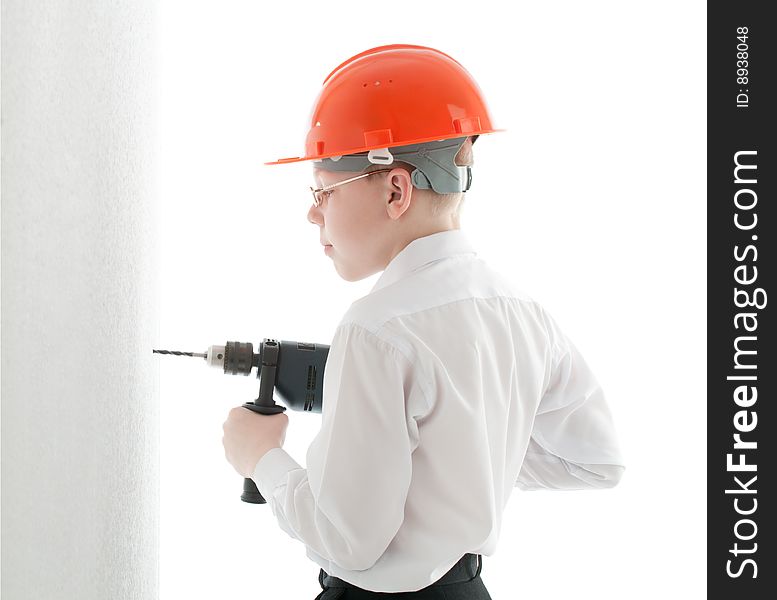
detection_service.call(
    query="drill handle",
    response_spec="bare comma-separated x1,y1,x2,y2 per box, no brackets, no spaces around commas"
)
239,402,287,503
242,477,266,504
236,337,329,504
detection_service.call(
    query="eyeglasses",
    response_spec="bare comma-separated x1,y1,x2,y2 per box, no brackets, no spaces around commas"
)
309,169,393,207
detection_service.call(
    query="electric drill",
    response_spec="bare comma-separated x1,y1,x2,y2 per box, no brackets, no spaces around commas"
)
153,338,329,504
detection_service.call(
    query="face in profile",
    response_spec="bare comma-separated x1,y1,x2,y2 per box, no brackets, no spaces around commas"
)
307,168,392,282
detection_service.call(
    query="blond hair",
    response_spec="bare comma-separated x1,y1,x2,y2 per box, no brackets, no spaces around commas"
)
363,136,474,219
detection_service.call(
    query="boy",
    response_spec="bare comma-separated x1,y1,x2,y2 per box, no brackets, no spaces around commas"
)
222,44,625,599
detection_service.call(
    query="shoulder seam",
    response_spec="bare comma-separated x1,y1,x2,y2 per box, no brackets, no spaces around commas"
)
336,321,435,418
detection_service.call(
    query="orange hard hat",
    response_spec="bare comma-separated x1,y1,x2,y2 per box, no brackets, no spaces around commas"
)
265,44,504,166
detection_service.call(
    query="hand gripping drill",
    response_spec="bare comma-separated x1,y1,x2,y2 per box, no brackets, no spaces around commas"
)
153,339,329,504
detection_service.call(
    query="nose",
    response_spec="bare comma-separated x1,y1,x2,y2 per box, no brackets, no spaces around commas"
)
307,203,323,226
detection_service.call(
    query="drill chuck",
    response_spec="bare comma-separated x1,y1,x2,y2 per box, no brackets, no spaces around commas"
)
154,343,256,375
205,342,255,375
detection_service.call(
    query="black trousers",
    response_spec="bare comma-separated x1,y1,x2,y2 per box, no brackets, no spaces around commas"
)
314,553,492,599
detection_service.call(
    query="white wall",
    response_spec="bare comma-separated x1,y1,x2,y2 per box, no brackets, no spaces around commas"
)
1,2,158,598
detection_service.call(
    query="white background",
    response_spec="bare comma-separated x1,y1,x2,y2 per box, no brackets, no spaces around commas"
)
157,1,706,598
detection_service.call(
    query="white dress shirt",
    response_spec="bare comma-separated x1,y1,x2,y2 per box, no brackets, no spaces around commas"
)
252,229,625,593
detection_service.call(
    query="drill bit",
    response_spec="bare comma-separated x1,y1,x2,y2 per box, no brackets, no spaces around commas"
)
153,349,207,358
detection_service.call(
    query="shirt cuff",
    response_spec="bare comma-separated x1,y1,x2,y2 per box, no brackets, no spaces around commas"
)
251,447,303,498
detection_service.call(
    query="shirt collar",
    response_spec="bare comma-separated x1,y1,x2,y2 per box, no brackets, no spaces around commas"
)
370,229,477,293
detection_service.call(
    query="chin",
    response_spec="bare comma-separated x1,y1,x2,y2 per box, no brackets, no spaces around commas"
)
334,262,374,283
335,268,362,283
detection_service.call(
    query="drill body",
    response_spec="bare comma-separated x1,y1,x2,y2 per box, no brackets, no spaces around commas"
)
204,339,329,414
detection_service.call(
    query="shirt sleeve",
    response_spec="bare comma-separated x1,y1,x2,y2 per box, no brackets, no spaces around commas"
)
252,322,415,571
516,307,626,491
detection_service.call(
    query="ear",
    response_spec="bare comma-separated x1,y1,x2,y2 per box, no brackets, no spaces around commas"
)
384,167,413,220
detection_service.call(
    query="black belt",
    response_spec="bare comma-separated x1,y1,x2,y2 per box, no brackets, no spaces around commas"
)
319,553,483,591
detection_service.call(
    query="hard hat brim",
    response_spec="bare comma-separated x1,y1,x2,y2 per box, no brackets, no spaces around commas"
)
265,129,506,166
